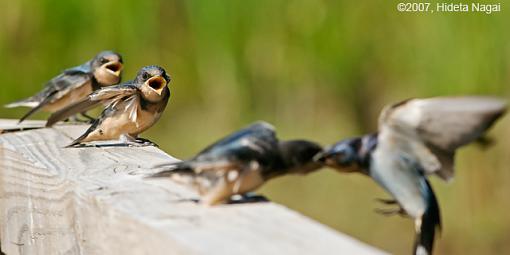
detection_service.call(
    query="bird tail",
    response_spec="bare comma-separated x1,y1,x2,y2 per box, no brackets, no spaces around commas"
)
65,128,94,148
4,98,39,108
148,162,194,178
65,136,87,148
413,179,441,255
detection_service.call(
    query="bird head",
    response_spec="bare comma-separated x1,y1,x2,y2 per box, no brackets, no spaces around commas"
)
314,137,363,173
278,140,324,175
91,51,123,86
135,65,171,102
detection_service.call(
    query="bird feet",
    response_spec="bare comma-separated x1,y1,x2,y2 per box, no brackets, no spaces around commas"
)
374,207,406,216
374,198,398,205
228,193,269,204
374,198,407,217
80,112,96,123
65,113,95,124
119,135,158,147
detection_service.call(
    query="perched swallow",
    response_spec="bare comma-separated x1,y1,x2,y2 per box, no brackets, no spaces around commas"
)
47,65,170,147
316,96,506,255
5,51,123,123
150,122,323,205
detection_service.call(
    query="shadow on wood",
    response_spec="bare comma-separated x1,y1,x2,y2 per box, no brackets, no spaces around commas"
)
0,120,386,255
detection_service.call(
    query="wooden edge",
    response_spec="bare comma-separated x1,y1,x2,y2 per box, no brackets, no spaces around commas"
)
0,119,387,255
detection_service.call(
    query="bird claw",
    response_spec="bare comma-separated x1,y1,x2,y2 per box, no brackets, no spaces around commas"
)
373,198,407,217
374,207,404,216
133,138,158,147
120,135,158,147
64,114,95,124
228,193,269,204
126,139,159,147
375,198,398,205
125,140,156,147
79,112,96,123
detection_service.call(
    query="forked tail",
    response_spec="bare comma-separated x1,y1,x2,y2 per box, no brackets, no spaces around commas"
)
413,179,441,255
4,98,38,109
148,161,194,178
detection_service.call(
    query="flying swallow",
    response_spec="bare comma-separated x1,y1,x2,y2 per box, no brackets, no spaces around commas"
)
5,51,123,123
316,96,506,255
149,122,323,206
47,65,170,147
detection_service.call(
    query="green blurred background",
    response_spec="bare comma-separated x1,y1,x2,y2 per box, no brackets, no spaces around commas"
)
1,0,509,254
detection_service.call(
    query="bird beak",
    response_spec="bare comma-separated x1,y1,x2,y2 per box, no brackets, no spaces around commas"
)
313,149,346,168
314,149,361,173
102,61,123,77
313,151,330,163
145,75,167,95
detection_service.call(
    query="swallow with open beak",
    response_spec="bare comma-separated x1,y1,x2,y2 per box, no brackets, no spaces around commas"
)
46,65,170,147
5,51,123,123
149,121,323,206
316,96,506,255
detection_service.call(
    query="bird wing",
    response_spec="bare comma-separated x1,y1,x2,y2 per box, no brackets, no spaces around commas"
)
192,121,278,166
15,73,92,123
378,96,507,181
46,83,139,127
62,61,92,75
66,92,141,146
41,73,92,101
152,122,278,176
5,71,91,108
370,141,441,255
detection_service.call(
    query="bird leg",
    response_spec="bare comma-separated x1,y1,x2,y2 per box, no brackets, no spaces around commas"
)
65,115,81,123
374,198,407,217
64,113,94,124
375,198,398,205
228,193,269,204
80,112,96,123
134,137,159,147
374,207,406,216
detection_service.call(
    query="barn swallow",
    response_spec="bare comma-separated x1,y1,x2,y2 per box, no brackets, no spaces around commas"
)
149,122,323,206
5,51,123,123
316,96,506,255
46,65,170,147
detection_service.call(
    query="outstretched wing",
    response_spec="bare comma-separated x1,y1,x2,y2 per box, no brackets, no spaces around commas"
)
66,92,141,147
379,96,507,181
46,83,138,127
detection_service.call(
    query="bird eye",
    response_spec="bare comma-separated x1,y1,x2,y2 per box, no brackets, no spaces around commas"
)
142,72,151,80
100,57,109,64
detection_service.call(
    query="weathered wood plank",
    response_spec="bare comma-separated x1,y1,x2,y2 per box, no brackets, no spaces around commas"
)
0,120,386,255
0,120,46,134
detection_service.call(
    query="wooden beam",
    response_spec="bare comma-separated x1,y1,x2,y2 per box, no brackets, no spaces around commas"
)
0,120,46,134
0,120,386,255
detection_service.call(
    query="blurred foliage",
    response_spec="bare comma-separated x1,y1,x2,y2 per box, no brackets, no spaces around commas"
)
1,0,509,254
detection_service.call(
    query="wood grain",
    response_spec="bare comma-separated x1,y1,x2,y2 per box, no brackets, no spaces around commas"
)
0,120,386,255
0,120,46,134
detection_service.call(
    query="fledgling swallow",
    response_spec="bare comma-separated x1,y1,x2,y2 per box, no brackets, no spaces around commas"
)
149,122,323,206
46,65,171,147
5,51,123,123
316,96,507,255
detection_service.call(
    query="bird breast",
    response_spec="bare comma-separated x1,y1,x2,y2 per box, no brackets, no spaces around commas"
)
370,142,428,219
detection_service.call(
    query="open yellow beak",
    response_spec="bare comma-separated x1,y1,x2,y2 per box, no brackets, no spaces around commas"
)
102,61,123,77
145,75,167,95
